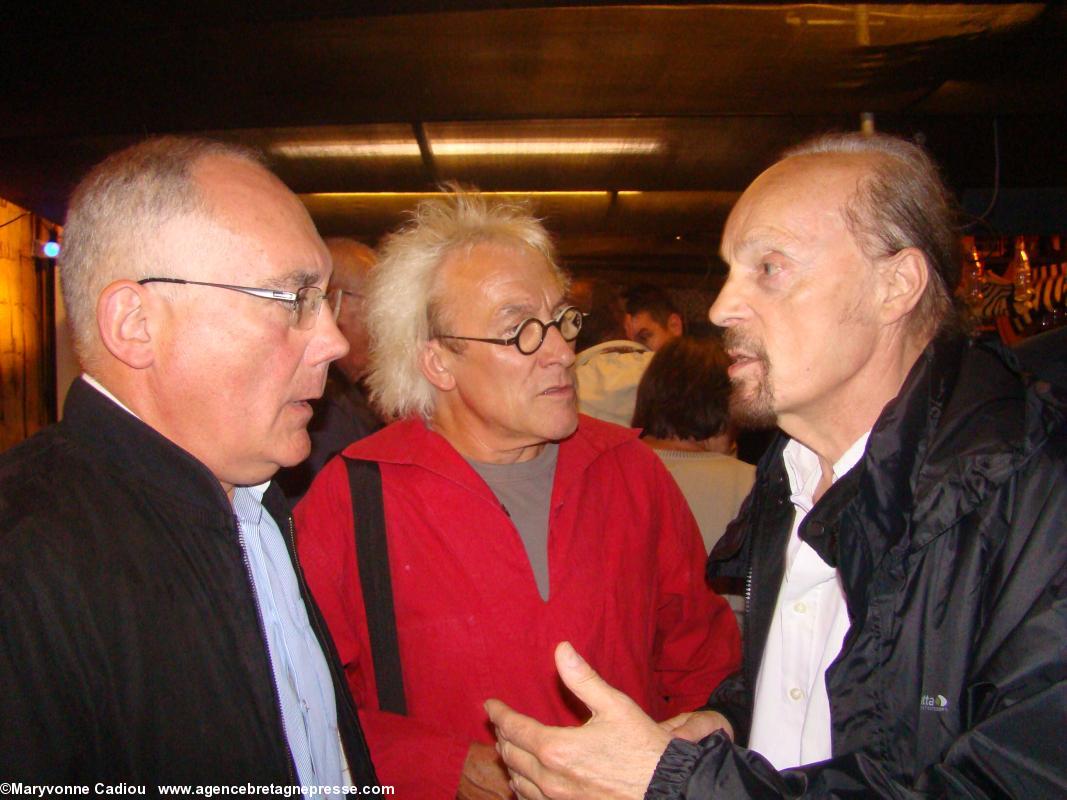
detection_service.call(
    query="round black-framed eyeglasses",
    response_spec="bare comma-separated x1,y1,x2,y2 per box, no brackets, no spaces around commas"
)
438,305,583,355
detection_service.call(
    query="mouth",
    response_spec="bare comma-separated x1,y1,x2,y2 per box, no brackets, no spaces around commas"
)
725,347,765,379
539,383,575,398
723,328,768,377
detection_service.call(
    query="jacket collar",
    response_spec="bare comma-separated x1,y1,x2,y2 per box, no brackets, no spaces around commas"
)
61,377,241,523
343,413,640,508
797,335,962,572
805,334,1056,572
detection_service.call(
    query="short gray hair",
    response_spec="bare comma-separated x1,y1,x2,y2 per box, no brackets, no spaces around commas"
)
784,132,963,338
366,188,565,420
59,136,262,367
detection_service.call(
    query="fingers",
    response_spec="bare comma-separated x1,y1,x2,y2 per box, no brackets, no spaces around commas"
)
663,710,733,743
658,711,694,734
508,772,548,800
553,641,632,720
496,736,547,788
486,699,552,789
486,698,543,752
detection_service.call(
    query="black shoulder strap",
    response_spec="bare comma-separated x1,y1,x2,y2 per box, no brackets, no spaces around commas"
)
344,458,406,715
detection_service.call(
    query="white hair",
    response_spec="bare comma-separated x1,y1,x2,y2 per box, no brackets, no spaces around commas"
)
366,188,565,420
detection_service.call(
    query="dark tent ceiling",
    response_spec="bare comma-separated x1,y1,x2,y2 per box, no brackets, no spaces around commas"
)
2,2,1065,285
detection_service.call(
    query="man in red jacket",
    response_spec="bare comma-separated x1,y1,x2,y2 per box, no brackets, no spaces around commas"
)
294,189,740,799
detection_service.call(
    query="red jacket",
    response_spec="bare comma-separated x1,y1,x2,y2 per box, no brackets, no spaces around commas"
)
295,415,740,798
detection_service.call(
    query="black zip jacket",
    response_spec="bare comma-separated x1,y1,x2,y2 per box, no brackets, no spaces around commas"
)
0,378,377,786
647,334,1067,798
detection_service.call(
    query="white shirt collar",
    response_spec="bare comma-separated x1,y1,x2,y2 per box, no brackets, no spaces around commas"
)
81,373,140,419
783,431,871,511
240,481,271,502
83,373,271,502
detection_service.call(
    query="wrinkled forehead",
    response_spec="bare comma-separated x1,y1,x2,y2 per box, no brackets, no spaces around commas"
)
439,239,563,305
721,155,866,263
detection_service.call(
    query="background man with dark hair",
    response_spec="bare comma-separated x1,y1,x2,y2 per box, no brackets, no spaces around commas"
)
623,282,684,351
488,132,1067,799
0,137,377,787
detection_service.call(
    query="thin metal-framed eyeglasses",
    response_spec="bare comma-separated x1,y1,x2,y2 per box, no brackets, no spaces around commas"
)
437,306,584,355
137,277,329,330
329,288,364,321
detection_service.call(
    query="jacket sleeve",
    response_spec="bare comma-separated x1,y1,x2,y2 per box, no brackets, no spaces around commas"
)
0,548,83,779
646,463,1067,799
647,456,742,719
699,669,752,746
294,457,471,799
651,660,1066,800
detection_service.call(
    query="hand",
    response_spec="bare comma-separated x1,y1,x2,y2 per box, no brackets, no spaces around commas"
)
457,741,514,800
659,710,733,743
486,642,671,800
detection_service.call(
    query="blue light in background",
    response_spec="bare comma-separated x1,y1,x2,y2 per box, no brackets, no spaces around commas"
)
43,241,61,258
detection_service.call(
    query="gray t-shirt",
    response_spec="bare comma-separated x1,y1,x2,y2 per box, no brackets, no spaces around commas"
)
467,443,559,600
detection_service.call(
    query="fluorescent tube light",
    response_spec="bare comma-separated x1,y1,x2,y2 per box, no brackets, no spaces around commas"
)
273,138,662,159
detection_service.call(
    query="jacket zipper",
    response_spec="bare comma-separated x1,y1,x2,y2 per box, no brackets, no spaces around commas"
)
744,565,753,620
235,512,299,785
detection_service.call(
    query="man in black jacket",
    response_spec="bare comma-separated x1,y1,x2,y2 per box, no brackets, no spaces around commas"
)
0,138,377,788
487,132,1067,798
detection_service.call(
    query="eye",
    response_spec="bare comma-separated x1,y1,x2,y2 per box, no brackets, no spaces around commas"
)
501,318,526,338
760,261,782,277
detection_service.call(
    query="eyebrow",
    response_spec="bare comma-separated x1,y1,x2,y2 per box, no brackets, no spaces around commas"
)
724,229,802,263
494,299,569,322
265,269,324,291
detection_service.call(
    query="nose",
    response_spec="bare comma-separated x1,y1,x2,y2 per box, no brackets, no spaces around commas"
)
309,302,350,365
708,273,747,329
538,321,576,368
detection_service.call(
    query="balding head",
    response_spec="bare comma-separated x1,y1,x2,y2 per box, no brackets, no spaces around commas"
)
72,137,347,493
325,237,377,382
781,132,962,339
59,136,264,369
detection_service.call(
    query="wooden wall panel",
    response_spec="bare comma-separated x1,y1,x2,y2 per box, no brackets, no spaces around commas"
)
0,198,57,451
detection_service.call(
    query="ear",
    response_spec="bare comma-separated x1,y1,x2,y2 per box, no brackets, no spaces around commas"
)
97,280,156,369
418,340,457,392
878,247,929,326
667,313,684,337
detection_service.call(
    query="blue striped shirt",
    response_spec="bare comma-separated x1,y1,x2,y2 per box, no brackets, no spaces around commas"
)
232,484,343,787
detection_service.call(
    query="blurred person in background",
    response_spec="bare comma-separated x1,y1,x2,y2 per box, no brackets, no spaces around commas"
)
624,282,684,351
571,277,653,426
631,335,755,554
278,237,383,502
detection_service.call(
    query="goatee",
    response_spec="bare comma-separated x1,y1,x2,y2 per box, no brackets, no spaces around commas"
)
723,329,777,430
